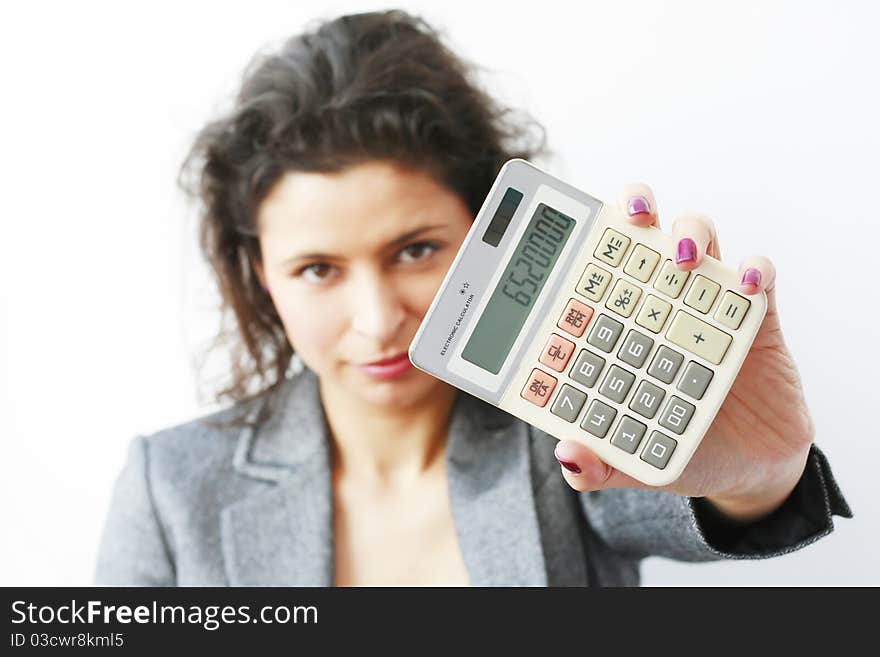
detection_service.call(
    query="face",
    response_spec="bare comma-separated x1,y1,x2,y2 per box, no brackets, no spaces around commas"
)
256,160,473,411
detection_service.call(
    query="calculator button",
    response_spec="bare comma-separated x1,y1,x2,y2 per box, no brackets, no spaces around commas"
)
580,399,617,438
653,260,690,299
569,349,605,388
520,368,557,407
539,333,576,372
640,432,677,469
623,244,661,282
598,365,636,404
610,416,647,454
658,396,696,435
557,298,594,338
628,380,666,419
594,228,631,267
576,263,612,302
635,294,672,334
677,361,714,400
587,314,624,353
647,345,685,384
605,279,642,318
618,330,654,369
684,275,721,314
666,310,732,365
713,291,751,330
550,384,588,422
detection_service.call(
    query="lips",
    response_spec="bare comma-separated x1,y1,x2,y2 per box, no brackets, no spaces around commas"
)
365,353,408,366
359,352,413,380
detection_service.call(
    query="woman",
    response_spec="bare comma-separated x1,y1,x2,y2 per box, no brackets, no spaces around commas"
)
95,10,850,586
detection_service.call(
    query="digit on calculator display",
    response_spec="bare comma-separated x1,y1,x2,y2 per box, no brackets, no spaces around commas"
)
461,203,575,374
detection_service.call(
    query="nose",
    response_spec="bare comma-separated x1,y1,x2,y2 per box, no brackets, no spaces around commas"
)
349,269,407,347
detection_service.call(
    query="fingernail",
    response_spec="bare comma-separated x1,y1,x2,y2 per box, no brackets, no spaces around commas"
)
627,195,650,216
556,458,582,474
741,267,761,287
675,238,697,264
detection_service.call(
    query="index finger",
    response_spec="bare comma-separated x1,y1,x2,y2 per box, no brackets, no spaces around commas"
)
618,183,660,228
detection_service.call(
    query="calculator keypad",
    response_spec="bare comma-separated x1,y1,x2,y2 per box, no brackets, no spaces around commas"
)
576,264,612,302
714,291,750,330
618,330,654,369
635,295,672,333
587,315,624,353
658,396,696,435
666,311,732,365
517,223,755,475
678,361,714,400
550,384,587,422
520,368,557,407
557,298,594,338
580,399,617,438
594,229,631,267
606,279,642,318
654,260,690,298
569,350,604,388
623,245,661,282
611,416,648,454
684,275,721,313
598,365,636,404
641,432,677,469
629,380,665,419
647,345,684,384
539,333,576,372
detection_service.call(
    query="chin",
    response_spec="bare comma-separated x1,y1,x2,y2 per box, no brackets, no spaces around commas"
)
350,365,445,409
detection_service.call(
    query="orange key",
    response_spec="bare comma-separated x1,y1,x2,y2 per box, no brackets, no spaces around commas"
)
520,368,558,407
539,333,576,372
557,297,594,338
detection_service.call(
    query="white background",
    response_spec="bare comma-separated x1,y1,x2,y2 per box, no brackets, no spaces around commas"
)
1,0,877,586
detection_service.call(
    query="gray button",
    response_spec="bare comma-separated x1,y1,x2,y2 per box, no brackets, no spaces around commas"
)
647,345,684,384
677,361,714,400
618,330,654,369
598,365,635,403
587,314,624,353
628,380,666,419
658,396,696,435
640,431,677,469
580,399,617,438
610,416,647,454
550,384,587,423
569,349,605,388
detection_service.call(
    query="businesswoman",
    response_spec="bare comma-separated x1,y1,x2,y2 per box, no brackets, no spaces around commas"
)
95,10,850,586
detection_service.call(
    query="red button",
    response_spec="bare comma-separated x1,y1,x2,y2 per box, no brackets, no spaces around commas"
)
520,368,558,407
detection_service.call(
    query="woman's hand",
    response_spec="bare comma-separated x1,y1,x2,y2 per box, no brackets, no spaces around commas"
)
554,183,815,524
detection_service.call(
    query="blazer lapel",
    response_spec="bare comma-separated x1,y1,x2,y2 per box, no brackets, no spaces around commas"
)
221,368,334,586
446,392,548,586
221,365,548,587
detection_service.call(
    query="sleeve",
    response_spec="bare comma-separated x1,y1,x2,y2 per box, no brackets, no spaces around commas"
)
578,443,852,561
94,435,177,585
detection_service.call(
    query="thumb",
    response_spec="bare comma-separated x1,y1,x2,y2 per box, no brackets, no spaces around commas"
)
554,440,650,492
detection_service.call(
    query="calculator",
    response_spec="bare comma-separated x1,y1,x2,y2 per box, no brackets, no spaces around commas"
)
409,159,766,486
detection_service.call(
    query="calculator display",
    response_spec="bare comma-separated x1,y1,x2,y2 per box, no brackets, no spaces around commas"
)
461,203,575,374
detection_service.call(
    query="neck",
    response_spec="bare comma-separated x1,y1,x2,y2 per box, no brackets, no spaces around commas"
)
319,379,459,486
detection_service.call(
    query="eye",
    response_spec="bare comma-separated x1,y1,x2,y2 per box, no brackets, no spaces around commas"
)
398,241,440,264
295,263,336,283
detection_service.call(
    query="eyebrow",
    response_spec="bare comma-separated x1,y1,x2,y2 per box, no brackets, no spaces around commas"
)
282,224,448,265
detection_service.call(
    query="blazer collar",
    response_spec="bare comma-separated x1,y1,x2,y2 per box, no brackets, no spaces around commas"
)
221,367,547,586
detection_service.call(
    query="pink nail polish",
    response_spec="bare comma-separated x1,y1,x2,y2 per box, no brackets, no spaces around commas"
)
557,459,582,474
627,196,650,216
741,268,761,287
675,238,696,264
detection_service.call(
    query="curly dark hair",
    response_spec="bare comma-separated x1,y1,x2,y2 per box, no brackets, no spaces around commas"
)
180,9,547,404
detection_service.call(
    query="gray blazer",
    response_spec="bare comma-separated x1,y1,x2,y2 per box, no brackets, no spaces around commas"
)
95,366,851,586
